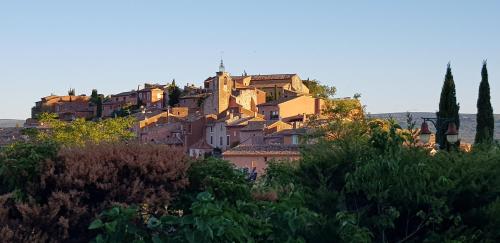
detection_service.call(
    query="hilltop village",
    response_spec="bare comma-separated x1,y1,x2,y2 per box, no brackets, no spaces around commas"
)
23,62,356,173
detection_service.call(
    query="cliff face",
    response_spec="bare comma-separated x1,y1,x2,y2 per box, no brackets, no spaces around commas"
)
370,112,500,144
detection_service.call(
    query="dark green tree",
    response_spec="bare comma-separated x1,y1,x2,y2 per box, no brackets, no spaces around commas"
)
303,79,337,99
475,60,494,144
168,79,182,107
90,89,98,102
90,89,103,118
436,63,460,149
96,96,103,118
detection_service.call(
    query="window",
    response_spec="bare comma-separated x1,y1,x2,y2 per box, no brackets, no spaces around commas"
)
219,136,223,146
210,136,213,144
227,135,230,146
292,135,299,145
270,111,279,120
210,126,213,133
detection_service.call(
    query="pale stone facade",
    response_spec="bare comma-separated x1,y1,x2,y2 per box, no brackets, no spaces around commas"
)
257,95,324,120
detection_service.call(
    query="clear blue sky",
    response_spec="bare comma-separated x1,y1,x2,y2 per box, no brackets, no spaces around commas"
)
1,0,499,119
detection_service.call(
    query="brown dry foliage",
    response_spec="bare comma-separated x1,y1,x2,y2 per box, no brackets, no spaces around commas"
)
251,190,279,202
0,143,190,243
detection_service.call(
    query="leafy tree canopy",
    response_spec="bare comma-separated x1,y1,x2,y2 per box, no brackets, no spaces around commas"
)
303,79,336,99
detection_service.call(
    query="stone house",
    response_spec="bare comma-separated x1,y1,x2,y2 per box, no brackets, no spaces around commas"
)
137,86,165,108
102,91,138,117
222,144,301,175
179,93,209,111
189,138,214,159
239,120,292,145
257,95,324,121
234,74,309,100
32,95,94,120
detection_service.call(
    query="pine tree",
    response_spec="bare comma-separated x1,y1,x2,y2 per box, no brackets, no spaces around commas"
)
436,63,460,149
475,60,494,144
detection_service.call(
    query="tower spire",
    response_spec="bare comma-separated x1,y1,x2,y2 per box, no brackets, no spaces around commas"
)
219,58,225,72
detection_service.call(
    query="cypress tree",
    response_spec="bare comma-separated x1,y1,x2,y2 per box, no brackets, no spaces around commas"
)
96,96,103,118
475,60,494,144
168,80,181,107
436,63,460,149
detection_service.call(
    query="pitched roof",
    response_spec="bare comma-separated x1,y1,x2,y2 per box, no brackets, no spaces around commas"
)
113,91,137,97
268,128,308,137
256,96,297,107
223,144,300,156
231,76,249,82
248,82,290,88
190,138,214,149
132,109,166,121
249,74,296,81
240,120,280,131
226,116,264,127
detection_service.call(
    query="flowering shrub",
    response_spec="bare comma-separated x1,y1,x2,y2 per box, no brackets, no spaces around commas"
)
0,143,189,242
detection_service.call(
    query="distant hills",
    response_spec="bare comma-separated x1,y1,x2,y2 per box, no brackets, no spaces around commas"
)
0,119,24,128
370,112,500,144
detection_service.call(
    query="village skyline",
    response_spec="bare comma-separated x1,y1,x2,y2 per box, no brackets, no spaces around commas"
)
1,1,499,119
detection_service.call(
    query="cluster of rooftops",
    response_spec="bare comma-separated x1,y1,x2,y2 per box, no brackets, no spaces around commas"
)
24,64,357,174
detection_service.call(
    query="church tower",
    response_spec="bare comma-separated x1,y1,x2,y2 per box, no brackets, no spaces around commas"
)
203,59,234,115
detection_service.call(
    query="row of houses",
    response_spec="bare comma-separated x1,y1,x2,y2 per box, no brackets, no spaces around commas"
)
28,62,351,174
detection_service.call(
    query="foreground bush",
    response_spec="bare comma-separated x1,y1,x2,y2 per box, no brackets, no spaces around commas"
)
89,159,320,243
0,143,189,242
0,141,58,197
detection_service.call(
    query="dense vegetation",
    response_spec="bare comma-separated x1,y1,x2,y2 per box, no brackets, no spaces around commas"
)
1,109,500,242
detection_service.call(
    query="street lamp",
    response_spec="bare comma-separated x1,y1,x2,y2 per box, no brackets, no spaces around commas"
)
445,122,459,144
418,117,459,149
419,121,432,144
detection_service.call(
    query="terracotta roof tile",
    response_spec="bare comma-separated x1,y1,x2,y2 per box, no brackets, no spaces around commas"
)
249,74,296,81
113,91,137,96
190,138,214,149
